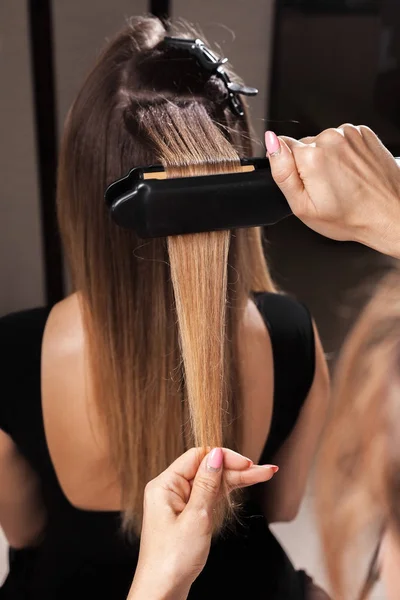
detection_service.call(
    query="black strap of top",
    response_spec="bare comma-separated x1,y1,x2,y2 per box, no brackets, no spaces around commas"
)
254,292,316,462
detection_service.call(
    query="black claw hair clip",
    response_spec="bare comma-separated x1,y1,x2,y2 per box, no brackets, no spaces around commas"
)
163,36,258,116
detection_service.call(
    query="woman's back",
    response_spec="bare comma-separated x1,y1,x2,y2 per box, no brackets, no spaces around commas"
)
0,289,323,599
41,294,274,512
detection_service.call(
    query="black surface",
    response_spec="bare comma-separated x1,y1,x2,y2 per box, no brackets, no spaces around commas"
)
150,0,170,21
28,0,64,304
109,168,292,238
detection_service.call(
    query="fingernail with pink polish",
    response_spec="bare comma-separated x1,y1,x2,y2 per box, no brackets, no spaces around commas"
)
261,465,279,473
265,131,281,157
207,448,223,472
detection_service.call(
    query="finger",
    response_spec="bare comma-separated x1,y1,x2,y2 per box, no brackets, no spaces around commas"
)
337,124,364,152
358,125,387,150
187,464,279,496
337,123,363,137
299,135,316,145
187,448,224,513
314,127,345,147
161,447,204,485
161,447,254,488
225,464,279,491
278,135,307,152
265,132,307,203
221,448,253,470
337,125,389,170
358,124,380,141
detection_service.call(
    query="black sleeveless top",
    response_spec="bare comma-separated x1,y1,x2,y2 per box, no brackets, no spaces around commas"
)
0,293,315,600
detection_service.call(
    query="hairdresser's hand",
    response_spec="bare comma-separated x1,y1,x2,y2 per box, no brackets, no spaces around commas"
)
265,126,400,258
128,447,278,600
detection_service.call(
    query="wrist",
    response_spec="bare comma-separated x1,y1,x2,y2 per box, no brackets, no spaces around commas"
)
128,565,192,600
376,235,400,261
356,194,400,260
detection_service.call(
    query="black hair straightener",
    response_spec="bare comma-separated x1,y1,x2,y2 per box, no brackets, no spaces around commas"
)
105,156,400,239
105,157,292,238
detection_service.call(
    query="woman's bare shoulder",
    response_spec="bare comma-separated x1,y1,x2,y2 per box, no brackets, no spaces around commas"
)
42,292,87,428
239,298,272,345
43,293,84,357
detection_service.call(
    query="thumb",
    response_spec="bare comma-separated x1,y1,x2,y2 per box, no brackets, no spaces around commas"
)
265,131,306,205
187,448,223,514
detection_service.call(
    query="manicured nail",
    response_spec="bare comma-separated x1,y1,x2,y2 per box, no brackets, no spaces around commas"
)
260,464,279,473
265,131,281,157
230,449,253,466
207,448,223,472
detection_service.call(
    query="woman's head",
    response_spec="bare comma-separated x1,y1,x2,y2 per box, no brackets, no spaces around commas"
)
317,270,400,600
57,16,273,534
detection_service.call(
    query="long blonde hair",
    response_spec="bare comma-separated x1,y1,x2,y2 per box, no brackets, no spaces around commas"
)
316,270,400,599
57,16,274,535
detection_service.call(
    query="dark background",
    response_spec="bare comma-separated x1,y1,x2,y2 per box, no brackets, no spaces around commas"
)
267,0,399,361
